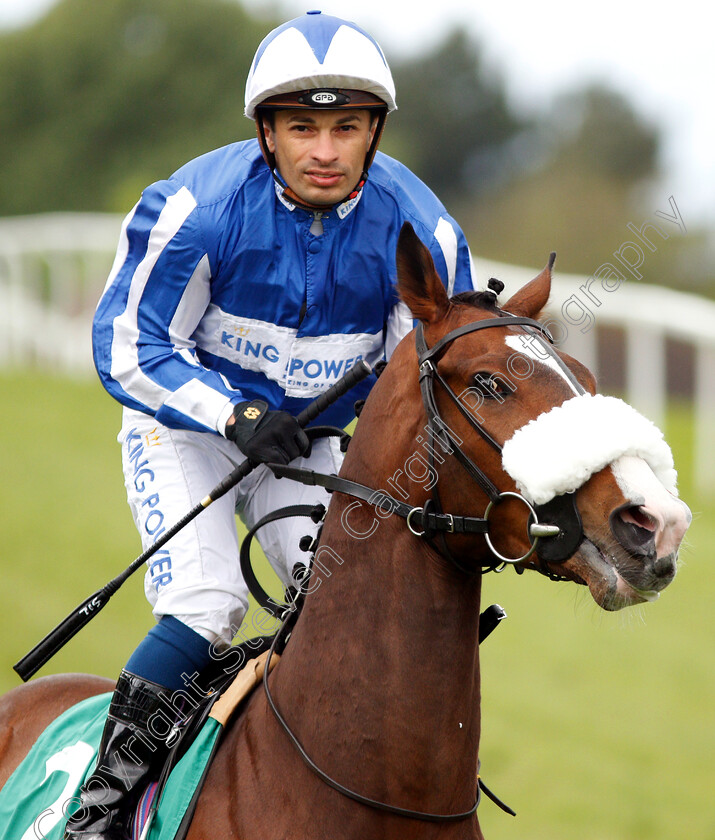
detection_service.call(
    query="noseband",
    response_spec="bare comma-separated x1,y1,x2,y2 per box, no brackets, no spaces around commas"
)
415,312,586,574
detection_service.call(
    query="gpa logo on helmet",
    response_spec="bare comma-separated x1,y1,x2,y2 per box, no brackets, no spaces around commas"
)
311,91,338,105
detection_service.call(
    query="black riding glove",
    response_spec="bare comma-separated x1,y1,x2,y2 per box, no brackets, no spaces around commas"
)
226,400,310,465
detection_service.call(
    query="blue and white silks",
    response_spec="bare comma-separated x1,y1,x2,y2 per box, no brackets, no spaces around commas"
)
93,140,475,436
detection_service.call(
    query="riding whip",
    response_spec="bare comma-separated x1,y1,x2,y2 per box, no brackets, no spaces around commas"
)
14,360,373,681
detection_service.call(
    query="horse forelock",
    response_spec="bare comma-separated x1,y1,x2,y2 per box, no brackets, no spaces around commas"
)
451,289,503,313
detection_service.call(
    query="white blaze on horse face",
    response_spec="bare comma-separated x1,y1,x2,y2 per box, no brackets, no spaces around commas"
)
504,334,580,396
610,455,692,560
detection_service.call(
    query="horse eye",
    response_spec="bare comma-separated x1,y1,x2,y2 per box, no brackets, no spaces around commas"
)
473,372,513,400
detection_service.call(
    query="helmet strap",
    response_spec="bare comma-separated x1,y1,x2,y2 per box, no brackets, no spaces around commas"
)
255,116,276,171
364,109,388,169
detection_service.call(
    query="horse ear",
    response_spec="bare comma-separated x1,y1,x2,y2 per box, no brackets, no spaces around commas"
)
396,222,450,324
503,252,555,318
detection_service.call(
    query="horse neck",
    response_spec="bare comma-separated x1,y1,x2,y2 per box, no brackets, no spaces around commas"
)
273,399,484,811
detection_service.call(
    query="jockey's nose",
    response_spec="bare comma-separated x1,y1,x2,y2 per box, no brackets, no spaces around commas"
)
312,129,339,164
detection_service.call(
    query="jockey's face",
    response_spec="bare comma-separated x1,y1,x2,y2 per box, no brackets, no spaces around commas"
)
263,109,377,207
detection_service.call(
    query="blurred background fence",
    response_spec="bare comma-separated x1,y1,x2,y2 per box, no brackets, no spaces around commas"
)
2,210,714,494
0,213,119,372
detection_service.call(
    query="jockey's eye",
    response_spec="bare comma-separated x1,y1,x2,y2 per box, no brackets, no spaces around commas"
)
473,372,514,400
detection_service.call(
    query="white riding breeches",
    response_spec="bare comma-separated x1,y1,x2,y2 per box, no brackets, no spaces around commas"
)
119,408,342,647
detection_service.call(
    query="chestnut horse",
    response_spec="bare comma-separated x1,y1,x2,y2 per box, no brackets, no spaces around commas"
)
0,225,691,838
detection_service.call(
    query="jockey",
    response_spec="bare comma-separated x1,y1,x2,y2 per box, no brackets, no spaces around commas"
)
66,11,475,839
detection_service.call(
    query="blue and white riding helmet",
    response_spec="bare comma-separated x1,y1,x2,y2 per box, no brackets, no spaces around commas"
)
245,10,397,177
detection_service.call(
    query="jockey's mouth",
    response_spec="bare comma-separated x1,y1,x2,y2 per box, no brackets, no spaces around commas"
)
304,169,346,187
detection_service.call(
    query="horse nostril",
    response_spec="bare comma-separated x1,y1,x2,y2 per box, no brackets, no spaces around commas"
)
610,503,657,557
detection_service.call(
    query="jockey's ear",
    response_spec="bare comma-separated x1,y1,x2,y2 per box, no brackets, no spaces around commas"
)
503,252,555,319
396,222,450,325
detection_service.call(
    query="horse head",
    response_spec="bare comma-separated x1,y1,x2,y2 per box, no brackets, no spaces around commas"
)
363,222,691,611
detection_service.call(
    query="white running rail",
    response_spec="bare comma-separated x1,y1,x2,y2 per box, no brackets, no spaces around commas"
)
1,213,713,494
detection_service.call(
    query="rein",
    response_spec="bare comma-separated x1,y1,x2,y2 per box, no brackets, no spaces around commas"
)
267,464,491,537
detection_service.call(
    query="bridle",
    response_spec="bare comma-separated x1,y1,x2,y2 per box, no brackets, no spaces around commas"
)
414,312,586,575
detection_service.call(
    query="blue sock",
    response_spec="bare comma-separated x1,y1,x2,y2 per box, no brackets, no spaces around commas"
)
125,616,213,692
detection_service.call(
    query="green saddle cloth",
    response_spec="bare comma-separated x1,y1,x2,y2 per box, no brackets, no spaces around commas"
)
0,692,221,840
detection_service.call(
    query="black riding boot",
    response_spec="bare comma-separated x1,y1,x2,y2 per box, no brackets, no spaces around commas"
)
63,670,172,840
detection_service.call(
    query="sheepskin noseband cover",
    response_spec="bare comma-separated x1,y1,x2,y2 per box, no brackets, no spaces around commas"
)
501,394,678,505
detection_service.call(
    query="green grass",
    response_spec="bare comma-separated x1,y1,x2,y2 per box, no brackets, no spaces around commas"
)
1,372,713,839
